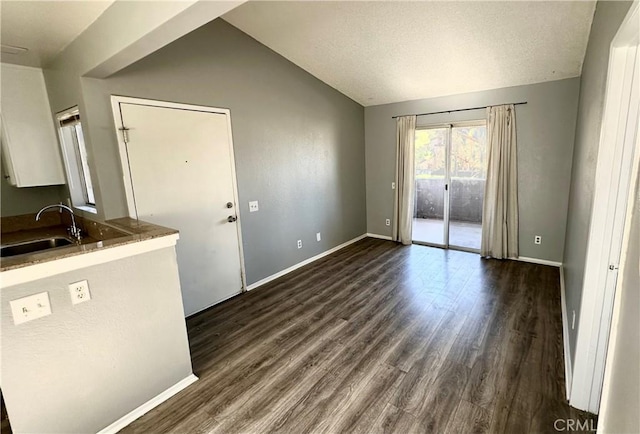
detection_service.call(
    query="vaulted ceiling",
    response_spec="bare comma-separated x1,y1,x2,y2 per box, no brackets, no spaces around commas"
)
224,1,596,106
0,1,597,106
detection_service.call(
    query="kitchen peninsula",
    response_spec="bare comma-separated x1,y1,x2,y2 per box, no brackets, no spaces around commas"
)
1,212,196,433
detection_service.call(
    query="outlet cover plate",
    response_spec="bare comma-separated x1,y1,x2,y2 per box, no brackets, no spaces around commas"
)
69,280,91,305
10,292,52,325
249,201,259,212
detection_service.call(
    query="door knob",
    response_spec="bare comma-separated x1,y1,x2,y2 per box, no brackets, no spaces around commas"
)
227,215,237,223
226,202,233,208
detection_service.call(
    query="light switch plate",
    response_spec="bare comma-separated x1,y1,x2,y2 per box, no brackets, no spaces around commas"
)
69,280,91,305
10,292,52,325
316,232,321,242
249,201,259,212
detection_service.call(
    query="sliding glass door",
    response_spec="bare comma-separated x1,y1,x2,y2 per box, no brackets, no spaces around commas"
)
412,121,487,251
413,127,448,245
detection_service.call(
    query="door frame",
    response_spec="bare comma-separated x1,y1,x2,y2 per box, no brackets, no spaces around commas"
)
569,1,639,413
412,119,487,253
109,95,248,293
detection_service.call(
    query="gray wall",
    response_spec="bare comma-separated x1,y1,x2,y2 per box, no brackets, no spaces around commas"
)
44,19,367,286
562,0,632,362
600,173,639,433
1,246,193,433
0,164,63,217
365,78,580,262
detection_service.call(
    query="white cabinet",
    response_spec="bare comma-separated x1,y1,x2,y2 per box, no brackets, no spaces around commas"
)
1,63,65,187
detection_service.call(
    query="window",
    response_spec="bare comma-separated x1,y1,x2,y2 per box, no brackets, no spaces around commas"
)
56,107,96,211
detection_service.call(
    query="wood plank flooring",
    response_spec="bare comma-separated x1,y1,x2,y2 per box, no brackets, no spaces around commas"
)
122,238,595,433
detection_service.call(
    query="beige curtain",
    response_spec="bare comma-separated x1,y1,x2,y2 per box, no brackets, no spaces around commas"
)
393,115,417,245
481,105,519,259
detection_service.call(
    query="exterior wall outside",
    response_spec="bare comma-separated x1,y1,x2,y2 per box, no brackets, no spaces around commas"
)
414,178,484,222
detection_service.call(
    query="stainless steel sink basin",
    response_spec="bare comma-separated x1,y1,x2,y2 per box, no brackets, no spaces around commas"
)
0,237,75,258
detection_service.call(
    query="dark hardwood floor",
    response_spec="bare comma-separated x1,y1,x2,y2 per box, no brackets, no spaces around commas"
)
123,238,594,433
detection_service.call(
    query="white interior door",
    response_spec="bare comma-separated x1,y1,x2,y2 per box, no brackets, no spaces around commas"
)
587,44,639,411
117,102,243,316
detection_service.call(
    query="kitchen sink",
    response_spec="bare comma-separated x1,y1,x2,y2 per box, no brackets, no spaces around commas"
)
0,237,75,258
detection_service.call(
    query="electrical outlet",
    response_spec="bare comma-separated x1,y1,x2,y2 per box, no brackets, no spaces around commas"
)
10,292,52,325
316,232,321,242
69,280,91,305
534,235,542,245
249,201,259,212
572,310,576,330
391,182,396,190
385,219,391,226
297,240,303,249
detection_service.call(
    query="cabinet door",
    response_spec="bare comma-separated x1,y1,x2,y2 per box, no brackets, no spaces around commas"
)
0,63,65,187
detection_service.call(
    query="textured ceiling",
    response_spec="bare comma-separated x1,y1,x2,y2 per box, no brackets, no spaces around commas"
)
224,1,596,106
1,0,115,67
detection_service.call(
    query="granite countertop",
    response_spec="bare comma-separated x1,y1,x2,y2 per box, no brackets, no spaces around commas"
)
1,215,178,272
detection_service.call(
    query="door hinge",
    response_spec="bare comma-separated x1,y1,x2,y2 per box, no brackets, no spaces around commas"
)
445,184,449,191
240,269,245,290
119,126,130,144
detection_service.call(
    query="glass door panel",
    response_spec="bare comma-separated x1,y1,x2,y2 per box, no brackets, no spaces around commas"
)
449,125,487,250
412,128,448,245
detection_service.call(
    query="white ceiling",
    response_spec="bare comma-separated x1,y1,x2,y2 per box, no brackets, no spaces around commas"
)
224,1,596,106
1,0,115,67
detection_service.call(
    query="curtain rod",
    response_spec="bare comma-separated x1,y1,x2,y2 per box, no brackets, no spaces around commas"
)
391,102,527,119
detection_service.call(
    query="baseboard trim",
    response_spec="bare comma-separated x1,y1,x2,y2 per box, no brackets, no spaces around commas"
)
559,265,573,401
246,234,368,291
515,256,562,267
366,233,393,241
185,290,243,318
97,374,198,434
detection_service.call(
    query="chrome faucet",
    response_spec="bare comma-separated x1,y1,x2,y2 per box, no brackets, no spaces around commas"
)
35,203,82,241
